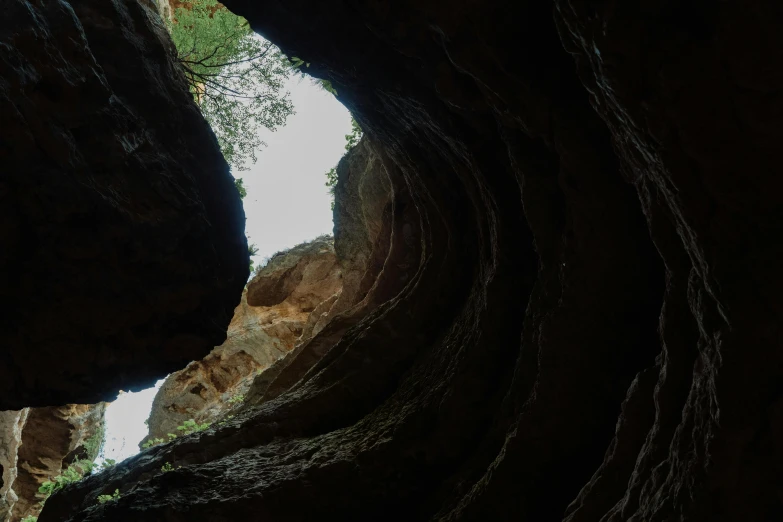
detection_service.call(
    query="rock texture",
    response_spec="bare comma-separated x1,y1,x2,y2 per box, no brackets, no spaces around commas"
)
0,411,29,521
10,0,783,521
0,0,248,410
141,237,342,445
245,139,396,404
0,404,106,522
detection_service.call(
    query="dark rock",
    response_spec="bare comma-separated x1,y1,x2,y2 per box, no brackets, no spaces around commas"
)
0,0,248,409
13,0,783,521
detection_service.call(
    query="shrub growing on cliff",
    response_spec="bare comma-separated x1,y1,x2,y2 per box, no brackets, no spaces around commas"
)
96,489,120,504
167,0,294,172
83,423,106,462
227,393,245,405
37,459,95,503
177,419,211,435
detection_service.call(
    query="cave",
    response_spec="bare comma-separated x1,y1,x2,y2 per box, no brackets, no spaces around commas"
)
2,0,782,521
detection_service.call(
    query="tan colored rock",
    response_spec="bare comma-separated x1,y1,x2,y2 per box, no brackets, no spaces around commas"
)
0,403,105,522
142,236,342,444
246,138,396,404
0,410,29,521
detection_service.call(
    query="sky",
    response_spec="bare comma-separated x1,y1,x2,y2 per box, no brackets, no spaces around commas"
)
96,380,165,465
242,74,354,265
99,73,353,465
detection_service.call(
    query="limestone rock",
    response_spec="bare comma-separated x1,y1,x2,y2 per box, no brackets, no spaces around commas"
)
0,411,29,521
0,0,248,410
141,237,341,445
245,137,396,404
0,404,105,522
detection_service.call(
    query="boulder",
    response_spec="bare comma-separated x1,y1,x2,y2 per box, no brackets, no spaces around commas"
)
0,0,248,410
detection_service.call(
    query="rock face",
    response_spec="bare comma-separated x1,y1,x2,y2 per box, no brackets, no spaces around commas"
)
245,139,396,404
0,411,29,521
0,404,106,522
8,0,783,521
0,0,249,410
141,237,342,445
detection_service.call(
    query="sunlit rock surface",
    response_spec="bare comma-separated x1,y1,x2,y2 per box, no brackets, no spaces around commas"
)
0,404,106,522
141,237,342,445
0,0,248,410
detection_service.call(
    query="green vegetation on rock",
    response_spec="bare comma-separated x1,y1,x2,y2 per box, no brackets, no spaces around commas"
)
96,489,120,504
325,118,363,210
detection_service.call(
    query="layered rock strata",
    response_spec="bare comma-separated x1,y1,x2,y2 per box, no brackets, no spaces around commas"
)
8,0,783,521
0,0,248,410
141,237,342,445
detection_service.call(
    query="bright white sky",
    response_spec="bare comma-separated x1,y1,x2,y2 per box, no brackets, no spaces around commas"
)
243,74,353,264
99,73,352,465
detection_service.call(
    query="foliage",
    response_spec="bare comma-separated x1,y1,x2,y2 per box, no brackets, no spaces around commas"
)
167,0,294,170
227,393,245,405
161,462,175,473
141,437,166,449
21,516,37,522
37,459,95,502
217,412,236,427
142,418,208,451
101,459,116,471
234,177,247,199
324,118,363,210
96,489,120,504
248,242,259,272
176,419,212,435
344,118,362,151
289,57,338,95
83,423,106,462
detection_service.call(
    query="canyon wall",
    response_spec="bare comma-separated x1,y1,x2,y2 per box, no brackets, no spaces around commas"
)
142,137,396,444
141,237,342,445
1,0,779,521
0,0,248,410
0,404,106,522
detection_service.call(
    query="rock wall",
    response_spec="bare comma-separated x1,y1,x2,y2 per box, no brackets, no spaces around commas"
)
141,237,342,445
245,137,397,404
0,411,29,521
0,404,106,522
7,0,782,521
0,0,248,410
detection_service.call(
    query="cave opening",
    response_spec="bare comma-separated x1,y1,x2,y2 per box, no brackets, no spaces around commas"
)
97,69,357,470
5,0,780,520
2,2,361,519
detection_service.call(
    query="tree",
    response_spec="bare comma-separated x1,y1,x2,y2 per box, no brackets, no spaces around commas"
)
324,118,362,210
344,118,362,151
233,177,247,199
167,0,294,172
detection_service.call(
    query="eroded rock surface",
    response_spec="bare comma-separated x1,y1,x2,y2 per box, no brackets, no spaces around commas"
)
245,138,396,404
141,237,341,445
0,0,248,410
0,411,29,521
0,404,105,522
16,0,783,521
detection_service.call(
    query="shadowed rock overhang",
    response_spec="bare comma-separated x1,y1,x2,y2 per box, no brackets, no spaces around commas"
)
2,0,780,521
